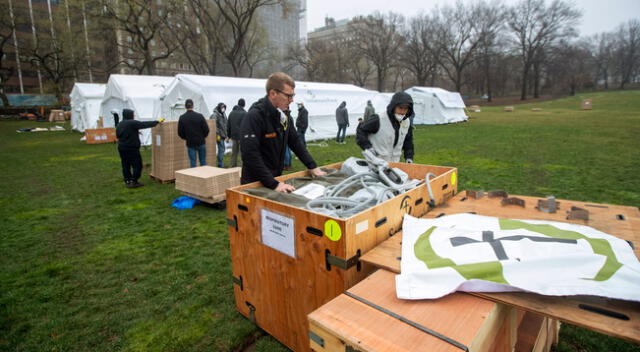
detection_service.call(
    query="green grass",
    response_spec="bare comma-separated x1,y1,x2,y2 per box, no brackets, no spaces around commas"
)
1,90,639,351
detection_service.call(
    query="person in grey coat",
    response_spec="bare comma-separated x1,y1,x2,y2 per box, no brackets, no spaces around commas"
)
335,101,349,143
363,100,375,121
211,102,228,168
227,99,246,167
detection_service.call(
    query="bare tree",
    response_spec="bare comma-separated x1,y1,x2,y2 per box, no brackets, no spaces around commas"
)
102,0,178,75
508,0,581,100
613,19,640,89
474,1,506,101
240,21,272,77
546,39,591,95
286,40,325,81
590,32,615,89
211,0,289,77
433,1,484,93
350,12,405,91
402,13,439,87
0,1,16,106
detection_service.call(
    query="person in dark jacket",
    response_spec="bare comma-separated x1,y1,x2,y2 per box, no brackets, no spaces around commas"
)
240,72,326,192
211,103,228,168
115,108,162,188
356,92,415,163
295,102,309,146
227,99,246,168
178,99,209,168
363,100,375,121
335,101,349,143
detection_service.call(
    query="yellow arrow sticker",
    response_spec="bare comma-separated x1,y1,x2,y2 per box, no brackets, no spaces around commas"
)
451,171,457,186
324,220,342,242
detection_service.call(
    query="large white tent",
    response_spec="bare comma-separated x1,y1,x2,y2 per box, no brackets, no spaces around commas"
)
70,83,106,132
158,74,381,141
405,87,468,125
99,74,174,145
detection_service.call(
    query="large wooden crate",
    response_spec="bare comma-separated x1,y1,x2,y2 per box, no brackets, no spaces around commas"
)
150,120,216,182
85,128,116,144
175,166,241,203
226,162,458,352
308,269,556,352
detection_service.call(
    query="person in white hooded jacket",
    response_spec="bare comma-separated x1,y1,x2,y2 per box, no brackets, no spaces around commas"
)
355,91,415,163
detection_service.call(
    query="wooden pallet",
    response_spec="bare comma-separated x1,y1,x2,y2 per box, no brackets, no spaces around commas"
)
360,191,640,344
181,191,225,205
149,174,175,184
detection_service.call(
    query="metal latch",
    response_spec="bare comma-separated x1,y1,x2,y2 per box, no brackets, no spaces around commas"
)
309,330,324,348
537,196,558,213
466,190,485,199
245,301,256,323
232,275,243,291
501,197,525,207
325,249,361,271
227,215,238,231
567,206,589,221
488,190,508,198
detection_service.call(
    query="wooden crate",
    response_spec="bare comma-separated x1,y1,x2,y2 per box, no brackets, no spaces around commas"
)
48,109,65,122
85,128,116,144
581,99,593,110
360,191,640,344
226,162,458,352
175,166,241,202
309,269,556,352
150,120,216,182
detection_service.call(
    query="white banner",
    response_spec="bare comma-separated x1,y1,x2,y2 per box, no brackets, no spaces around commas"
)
396,213,640,301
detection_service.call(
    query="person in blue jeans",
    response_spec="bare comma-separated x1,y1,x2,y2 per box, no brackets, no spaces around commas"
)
211,102,228,168
178,99,209,167
283,146,292,170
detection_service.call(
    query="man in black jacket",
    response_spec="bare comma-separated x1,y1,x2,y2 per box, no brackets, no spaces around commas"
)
240,72,326,192
227,98,246,167
178,99,210,168
116,108,163,188
295,102,309,146
356,91,415,163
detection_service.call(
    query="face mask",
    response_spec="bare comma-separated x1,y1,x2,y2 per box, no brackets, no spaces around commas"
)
221,108,225,113
395,114,405,122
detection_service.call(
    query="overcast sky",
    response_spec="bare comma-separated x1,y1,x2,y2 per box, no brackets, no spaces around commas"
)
306,0,640,37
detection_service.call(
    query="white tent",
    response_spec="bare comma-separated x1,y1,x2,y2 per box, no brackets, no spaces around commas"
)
99,74,175,145
158,74,380,141
70,83,106,132
405,87,468,125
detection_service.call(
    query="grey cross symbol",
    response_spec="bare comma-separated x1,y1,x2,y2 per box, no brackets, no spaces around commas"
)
450,231,577,260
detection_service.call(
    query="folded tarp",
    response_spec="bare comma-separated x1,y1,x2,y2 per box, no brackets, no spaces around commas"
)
396,213,640,302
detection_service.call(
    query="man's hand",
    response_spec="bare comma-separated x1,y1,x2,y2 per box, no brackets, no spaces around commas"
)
309,167,327,177
275,182,296,193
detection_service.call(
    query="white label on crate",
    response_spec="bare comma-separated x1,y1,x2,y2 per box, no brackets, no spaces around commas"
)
261,209,295,258
355,220,369,235
292,183,325,200
156,135,161,146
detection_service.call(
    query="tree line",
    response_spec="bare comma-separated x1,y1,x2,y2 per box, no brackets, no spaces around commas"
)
0,0,638,106
290,0,640,101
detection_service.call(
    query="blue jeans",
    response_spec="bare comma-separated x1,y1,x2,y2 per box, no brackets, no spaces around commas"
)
187,144,206,168
336,124,347,142
284,146,292,167
217,139,225,168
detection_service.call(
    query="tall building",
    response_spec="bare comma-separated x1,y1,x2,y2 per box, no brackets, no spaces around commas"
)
307,17,352,44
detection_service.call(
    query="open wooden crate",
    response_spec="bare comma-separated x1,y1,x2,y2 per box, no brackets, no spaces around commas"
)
225,162,457,352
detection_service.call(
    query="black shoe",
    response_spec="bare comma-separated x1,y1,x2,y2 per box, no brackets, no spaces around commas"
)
131,181,144,188
125,180,134,188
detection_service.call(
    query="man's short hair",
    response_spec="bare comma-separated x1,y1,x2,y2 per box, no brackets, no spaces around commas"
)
185,99,194,109
238,98,245,107
266,72,295,93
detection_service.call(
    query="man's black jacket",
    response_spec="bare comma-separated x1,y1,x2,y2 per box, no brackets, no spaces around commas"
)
178,110,209,147
240,96,317,189
295,106,309,132
227,105,246,140
116,108,159,149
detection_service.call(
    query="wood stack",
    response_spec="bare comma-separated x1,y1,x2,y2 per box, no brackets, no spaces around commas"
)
175,166,240,203
581,99,593,110
504,106,515,112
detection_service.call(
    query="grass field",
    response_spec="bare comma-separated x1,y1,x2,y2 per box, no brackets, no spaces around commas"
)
1,90,639,352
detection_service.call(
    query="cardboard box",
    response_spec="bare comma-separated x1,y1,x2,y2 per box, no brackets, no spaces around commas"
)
150,120,216,183
469,105,481,112
504,106,514,112
175,166,241,203
581,99,592,110
226,162,458,352
308,269,552,352
49,109,65,122
85,128,116,144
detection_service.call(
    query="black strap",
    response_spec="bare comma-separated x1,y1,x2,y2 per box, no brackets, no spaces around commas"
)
344,291,469,351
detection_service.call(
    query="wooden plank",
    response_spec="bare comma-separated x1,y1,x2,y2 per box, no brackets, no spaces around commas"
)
308,269,513,352
360,193,640,343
